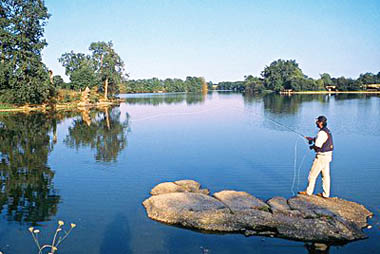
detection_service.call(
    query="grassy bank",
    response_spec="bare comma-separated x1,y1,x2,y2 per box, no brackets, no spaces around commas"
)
0,89,121,112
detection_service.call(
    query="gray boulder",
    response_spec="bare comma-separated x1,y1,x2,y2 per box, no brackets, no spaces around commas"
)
143,180,372,243
150,180,209,196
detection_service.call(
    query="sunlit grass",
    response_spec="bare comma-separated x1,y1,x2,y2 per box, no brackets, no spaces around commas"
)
0,103,15,110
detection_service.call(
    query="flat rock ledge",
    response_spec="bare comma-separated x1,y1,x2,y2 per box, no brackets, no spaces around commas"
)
143,180,373,243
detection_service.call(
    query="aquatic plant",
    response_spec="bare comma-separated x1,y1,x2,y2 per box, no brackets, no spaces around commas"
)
29,220,76,254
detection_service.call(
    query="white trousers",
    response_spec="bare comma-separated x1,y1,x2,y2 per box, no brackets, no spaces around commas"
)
306,153,332,197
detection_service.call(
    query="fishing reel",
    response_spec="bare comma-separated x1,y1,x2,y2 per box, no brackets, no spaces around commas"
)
305,136,315,145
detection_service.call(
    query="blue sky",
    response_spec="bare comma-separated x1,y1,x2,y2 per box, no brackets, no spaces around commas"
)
42,0,380,82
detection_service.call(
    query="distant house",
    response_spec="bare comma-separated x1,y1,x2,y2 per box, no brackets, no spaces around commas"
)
325,85,337,91
280,89,293,94
364,84,380,91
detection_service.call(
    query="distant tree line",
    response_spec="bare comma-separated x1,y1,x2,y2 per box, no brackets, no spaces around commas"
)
215,59,380,93
122,77,207,93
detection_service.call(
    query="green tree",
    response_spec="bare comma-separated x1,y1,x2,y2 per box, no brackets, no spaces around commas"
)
336,77,362,91
216,81,245,91
58,51,98,90
244,75,264,93
52,75,65,88
0,0,55,105
261,59,304,92
89,41,125,100
358,72,376,84
184,76,203,92
320,73,333,86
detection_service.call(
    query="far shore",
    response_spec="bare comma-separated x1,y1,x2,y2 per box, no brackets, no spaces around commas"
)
1,90,379,113
280,90,380,95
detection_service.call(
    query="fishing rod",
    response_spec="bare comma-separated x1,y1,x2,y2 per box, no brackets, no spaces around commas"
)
264,115,306,139
233,105,306,139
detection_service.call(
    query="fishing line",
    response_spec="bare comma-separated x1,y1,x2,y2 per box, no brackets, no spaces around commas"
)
229,105,311,195
230,105,305,138
291,138,298,196
291,137,310,195
129,102,311,195
264,116,305,139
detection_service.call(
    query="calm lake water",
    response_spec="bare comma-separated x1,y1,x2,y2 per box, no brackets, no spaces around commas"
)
0,92,379,254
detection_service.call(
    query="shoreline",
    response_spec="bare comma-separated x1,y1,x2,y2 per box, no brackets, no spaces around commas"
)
279,91,380,95
0,100,122,113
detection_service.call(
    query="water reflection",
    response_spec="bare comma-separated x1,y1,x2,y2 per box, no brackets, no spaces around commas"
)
122,93,206,105
0,112,61,224
244,94,328,114
243,93,380,136
64,108,130,162
305,243,330,254
0,107,130,225
244,93,380,115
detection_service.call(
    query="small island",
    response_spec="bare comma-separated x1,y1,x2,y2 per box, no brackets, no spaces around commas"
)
143,180,372,244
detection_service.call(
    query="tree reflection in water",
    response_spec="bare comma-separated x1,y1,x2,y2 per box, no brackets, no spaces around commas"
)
64,108,130,162
0,112,61,224
123,92,205,106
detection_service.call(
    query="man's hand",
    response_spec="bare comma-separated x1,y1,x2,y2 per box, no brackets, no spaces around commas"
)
309,145,322,152
305,136,315,144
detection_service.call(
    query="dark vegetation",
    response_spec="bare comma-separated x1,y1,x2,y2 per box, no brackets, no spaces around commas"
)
0,0,54,105
216,60,380,93
121,77,207,93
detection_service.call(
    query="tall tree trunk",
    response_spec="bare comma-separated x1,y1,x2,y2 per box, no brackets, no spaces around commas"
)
104,78,108,101
49,70,53,84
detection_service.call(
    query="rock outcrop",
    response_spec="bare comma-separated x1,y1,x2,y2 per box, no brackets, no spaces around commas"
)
143,180,373,243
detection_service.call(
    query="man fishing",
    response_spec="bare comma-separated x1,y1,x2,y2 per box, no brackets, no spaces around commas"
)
299,116,333,198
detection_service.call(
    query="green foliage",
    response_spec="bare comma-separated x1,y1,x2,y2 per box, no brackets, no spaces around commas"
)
357,72,380,84
59,41,126,98
335,77,362,91
0,0,55,105
184,76,203,92
241,60,377,93
286,77,320,91
58,51,98,90
319,73,333,86
69,64,98,90
89,41,125,98
217,81,245,91
244,75,265,93
261,59,305,92
52,75,64,88
123,77,203,93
